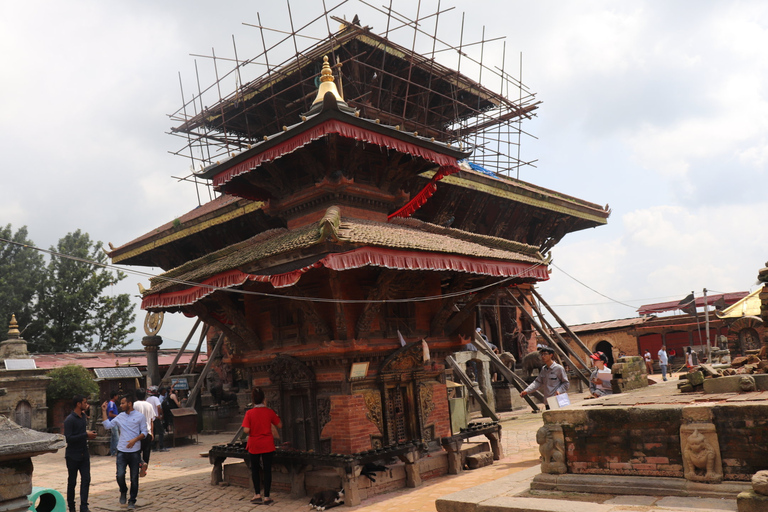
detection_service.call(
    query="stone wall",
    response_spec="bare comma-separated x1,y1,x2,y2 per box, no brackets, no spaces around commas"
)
610,356,648,393
542,402,768,483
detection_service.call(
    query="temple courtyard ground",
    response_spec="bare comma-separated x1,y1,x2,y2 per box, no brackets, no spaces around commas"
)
31,372,744,511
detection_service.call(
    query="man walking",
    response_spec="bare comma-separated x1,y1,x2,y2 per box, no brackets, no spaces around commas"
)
133,388,156,477
520,345,569,405
102,392,147,510
64,395,96,512
107,392,119,456
658,345,669,381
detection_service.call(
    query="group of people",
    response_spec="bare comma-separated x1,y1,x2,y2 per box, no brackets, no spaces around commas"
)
518,344,614,403
64,385,281,510
64,387,179,512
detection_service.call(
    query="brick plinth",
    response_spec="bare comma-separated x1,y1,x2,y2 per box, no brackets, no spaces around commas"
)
322,394,381,454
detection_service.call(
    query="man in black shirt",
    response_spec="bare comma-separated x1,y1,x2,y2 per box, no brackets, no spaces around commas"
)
64,395,96,512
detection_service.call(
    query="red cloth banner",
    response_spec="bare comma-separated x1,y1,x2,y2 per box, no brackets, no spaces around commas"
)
212,119,459,189
141,247,547,310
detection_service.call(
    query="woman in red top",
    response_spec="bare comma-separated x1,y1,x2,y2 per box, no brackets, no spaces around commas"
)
242,387,281,505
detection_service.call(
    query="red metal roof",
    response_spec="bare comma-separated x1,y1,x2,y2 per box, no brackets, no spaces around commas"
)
636,292,748,316
31,350,206,370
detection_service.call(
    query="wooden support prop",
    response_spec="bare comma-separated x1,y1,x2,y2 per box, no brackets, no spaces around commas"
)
514,292,592,371
185,332,225,410
443,281,505,335
445,355,499,421
530,287,594,357
471,332,540,412
163,317,201,381
505,289,591,387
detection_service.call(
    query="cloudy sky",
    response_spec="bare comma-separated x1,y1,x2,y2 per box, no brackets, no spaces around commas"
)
2,1,767,348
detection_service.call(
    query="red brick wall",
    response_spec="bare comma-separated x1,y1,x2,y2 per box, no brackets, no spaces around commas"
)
712,404,768,481
322,394,381,454
427,383,450,439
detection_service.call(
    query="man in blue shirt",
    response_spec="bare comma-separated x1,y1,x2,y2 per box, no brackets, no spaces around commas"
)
64,395,96,512
102,392,147,510
658,345,669,381
106,392,120,456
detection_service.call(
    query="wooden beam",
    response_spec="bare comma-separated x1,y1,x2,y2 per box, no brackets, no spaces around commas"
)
443,280,506,336
189,303,249,351
163,317,201,381
505,289,591,387
471,332,539,412
429,274,470,336
445,355,499,421
328,272,348,340
356,269,399,339
217,293,262,350
529,287,594,357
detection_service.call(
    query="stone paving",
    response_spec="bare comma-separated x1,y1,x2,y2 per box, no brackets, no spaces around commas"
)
31,373,726,512
30,407,544,512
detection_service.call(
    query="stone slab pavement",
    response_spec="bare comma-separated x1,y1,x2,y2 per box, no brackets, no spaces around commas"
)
29,375,737,512
30,410,543,512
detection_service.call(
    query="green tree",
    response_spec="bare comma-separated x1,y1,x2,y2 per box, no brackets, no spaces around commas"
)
32,230,135,352
87,292,136,351
0,224,45,337
46,364,99,406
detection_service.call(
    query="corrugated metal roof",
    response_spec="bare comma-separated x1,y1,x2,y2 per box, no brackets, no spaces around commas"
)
637,292,747,316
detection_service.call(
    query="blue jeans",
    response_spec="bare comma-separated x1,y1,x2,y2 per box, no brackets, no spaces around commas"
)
660,364,668,381
116,451,141,505
110,424,120,455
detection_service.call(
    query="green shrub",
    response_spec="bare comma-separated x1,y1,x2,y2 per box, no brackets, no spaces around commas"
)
46,364,98,406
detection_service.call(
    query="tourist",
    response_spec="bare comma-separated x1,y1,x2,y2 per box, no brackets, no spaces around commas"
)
242,387,282,505
685,347,694,372
146,387,167,452
133,388,156,477
643,350,653,375
107,391,120,456
64,395,96,512
520,345,569,401
101,391,148,511
658,345,669,381
588,352,612,398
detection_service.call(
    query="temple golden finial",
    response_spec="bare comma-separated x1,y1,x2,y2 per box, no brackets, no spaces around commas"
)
7,314,20,339
311,56,345,106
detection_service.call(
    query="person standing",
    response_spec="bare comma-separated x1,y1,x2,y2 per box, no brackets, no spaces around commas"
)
133,389,156,477
643,350,654,375
64,395,96,512
146,387,167,452
520,345,569,402
658,345,669,381
685,347,694,372
107,392,120,456
101,392,147,511
242,388,282,505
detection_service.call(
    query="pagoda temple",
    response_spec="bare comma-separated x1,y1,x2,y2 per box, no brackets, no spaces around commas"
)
108,13,610,500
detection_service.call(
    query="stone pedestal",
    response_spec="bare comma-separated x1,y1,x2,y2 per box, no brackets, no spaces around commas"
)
0,416,64,512
142,335,163,387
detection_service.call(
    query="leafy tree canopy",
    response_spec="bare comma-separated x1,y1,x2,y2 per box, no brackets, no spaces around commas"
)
46,364,99,405
0,224,45,337
1,226,136,353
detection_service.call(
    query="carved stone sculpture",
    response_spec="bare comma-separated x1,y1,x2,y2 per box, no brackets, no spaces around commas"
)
753,470,768,496
681,424,723,483
536,425,566,474
739,375,757,392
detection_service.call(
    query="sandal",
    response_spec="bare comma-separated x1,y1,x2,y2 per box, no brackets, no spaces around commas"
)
139,463,148,478
249,497,262,504
262,498,274,505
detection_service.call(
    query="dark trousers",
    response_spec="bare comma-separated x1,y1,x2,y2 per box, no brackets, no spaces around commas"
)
116,451,141,505
153,418,164,450
66,456,90,512
249,452,274,497
141,433,153,464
